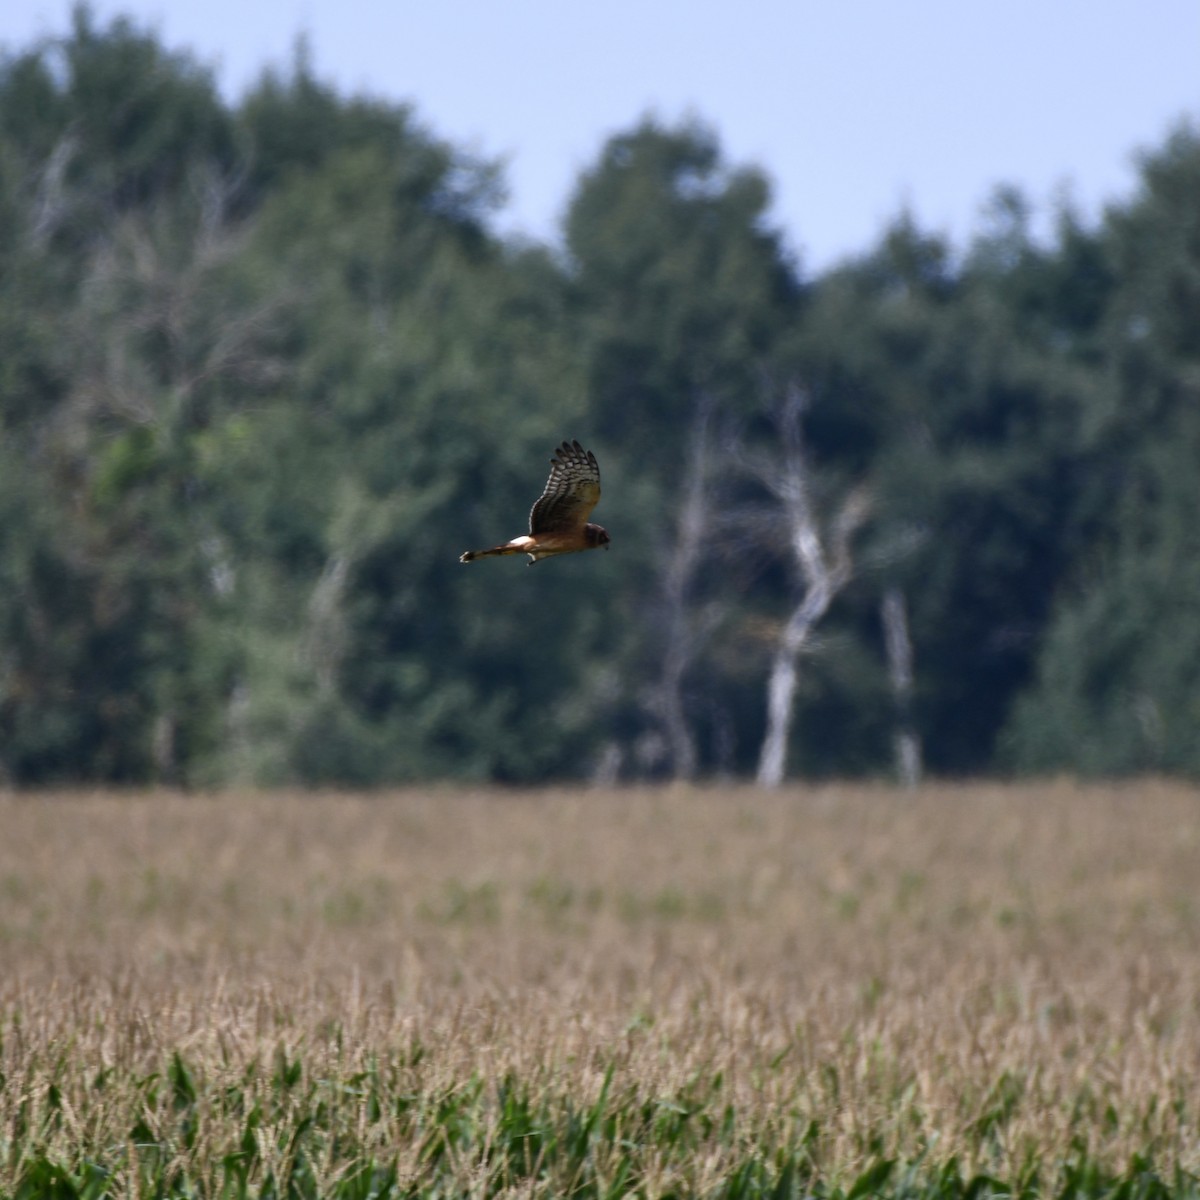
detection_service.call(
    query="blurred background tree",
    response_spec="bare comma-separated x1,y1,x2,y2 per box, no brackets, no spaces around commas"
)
1,10,1198,784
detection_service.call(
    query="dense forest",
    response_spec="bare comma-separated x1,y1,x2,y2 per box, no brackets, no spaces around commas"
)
1,10,1198,787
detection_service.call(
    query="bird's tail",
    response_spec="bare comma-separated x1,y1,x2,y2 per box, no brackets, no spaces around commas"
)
459,543,526,563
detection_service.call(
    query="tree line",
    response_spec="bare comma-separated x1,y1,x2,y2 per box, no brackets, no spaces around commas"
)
2,8,1198,786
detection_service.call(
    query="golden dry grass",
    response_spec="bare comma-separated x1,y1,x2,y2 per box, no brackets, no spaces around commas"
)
1,780,1199,1194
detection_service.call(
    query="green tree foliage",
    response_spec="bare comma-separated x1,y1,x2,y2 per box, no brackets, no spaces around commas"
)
2,9,1198,784
1004,125,1200,772
566,117,798,448
0,12,288,781
789,206,1103,773
562,119,803,777
223,145,599,784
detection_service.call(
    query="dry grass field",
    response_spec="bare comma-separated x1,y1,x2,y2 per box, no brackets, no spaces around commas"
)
1,781,1198,1197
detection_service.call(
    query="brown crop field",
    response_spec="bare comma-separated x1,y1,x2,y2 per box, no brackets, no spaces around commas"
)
1,781,1198,1197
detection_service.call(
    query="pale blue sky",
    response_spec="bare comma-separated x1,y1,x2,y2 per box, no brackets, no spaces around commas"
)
3,0,1198,272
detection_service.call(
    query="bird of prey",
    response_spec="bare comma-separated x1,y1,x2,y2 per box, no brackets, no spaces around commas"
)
460,440,610,566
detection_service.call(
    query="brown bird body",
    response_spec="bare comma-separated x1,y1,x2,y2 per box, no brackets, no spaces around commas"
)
460,440,610,566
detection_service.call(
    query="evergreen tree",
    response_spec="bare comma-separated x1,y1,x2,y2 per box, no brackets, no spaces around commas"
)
1005,124,1200,773
2,10,1198,784
563,118,801,777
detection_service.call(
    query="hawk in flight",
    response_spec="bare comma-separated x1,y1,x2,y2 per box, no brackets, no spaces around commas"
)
460,440,610,566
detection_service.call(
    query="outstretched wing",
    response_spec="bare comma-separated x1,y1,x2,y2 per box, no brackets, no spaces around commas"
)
529,440,601,534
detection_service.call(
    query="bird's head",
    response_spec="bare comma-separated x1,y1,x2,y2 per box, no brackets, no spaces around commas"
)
586,523,611,550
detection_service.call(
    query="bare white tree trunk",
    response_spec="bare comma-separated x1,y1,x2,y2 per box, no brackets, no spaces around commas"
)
757,578,832,788
31,134,77,248
305,552,352,698
647,396,724,780
881,585,922,788
749,386,870,788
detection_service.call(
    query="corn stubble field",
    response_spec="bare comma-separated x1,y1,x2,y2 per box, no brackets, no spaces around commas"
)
1,783,1198,1199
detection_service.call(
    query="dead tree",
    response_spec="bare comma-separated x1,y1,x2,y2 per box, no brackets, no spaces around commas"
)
643,394,725,779
31,133,77,248
741,385,870,788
